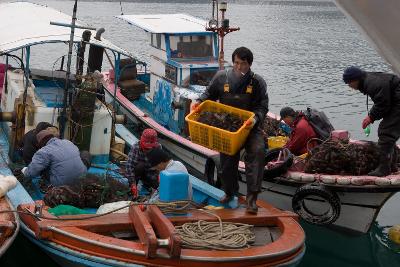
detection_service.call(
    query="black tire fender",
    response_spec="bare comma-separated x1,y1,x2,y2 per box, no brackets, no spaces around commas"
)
204,155,220,187
292,183,341,225
264,148,294,180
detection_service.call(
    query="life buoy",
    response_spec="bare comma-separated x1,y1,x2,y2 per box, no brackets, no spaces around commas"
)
292,183,341,225
264,148,294,180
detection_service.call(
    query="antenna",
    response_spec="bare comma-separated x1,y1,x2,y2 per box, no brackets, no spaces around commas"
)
119,1,124,15
206,1,240,70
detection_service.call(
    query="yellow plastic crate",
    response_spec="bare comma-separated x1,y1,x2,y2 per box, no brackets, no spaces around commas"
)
267,136,288,149
185,100,255,155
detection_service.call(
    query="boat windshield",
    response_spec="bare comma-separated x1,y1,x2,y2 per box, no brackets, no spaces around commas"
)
170,35,213,59
182,68,218,88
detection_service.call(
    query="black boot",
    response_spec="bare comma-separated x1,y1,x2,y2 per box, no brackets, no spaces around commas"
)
220,194,233,204
246,192,258,214
391,149,398,173
368,152,391,177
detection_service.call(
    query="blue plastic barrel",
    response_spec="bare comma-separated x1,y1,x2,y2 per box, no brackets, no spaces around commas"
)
159,171,189,202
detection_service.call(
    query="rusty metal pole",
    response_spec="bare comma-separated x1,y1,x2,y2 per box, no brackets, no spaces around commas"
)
206,1,239,70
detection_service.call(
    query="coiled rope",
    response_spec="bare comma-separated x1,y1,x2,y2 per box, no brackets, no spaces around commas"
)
176,220,255,250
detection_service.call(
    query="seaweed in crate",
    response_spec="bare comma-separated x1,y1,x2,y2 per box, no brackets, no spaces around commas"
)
197,111,244,132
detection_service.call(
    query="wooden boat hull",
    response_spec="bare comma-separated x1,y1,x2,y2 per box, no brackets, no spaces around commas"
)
0,196,19,257
103,80,398,234
16,200,305,267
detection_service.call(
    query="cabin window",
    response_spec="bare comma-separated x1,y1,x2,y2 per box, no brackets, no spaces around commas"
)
181,68,218,88
151,33,162,49
165,64,177,84
170,35,213,59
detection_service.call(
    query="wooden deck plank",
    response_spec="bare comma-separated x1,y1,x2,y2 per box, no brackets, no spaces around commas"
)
269,227,281,242
252,226,273,246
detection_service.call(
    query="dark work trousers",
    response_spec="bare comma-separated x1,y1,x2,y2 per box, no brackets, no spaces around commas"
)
377,107,400,158
134,162,158,189
220,128,265,196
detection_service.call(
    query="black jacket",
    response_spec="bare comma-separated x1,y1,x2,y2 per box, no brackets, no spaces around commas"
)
199,69,269,125
21,129,38,164
359,72,400,121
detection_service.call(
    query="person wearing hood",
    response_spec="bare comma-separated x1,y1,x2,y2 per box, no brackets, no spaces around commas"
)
20,122,54,164
126,128,161,190
194,46,269,214
280,107,318,156
343,66,400,176
22,129,87,186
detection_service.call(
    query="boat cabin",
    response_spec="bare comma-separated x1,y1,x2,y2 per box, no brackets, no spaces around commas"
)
116,14,221,134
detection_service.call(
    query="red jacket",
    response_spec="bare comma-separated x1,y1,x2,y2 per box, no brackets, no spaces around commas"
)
284,116,317,156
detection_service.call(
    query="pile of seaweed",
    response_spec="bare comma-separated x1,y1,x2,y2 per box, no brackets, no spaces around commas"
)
304,139,380,175
43,173,131,208
197,111,244,132
262,116,286,137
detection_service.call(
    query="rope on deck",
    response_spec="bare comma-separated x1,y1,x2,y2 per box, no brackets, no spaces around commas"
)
176,220,255,250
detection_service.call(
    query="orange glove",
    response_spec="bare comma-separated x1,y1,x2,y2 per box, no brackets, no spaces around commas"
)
191,101,201,112
245,117,256,129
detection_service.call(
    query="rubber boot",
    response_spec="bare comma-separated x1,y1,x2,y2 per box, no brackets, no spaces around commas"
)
246,192,258,214
220,195,233,204
368,152,391,177
391,149,399,173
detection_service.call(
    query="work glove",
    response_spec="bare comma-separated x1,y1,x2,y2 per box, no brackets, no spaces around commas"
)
21,167,27,176
245,117,257,129
191,101,201,112
362,115,372,129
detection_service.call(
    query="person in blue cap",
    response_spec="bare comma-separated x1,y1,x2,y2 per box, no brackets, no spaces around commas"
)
343,66,400,176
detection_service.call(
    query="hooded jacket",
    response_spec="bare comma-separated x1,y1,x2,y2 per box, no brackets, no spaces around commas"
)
284,115,317,156
24,138,87,186
358,72,400,121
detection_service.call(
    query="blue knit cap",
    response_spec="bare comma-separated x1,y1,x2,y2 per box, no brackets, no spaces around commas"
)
343,66,365,84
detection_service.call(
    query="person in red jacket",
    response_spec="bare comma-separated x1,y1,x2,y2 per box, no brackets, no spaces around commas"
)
280,107,317,156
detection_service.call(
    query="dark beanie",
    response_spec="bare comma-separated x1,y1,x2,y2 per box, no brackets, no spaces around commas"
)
280,107,296,119
35,122,53,134
36,129,55,148
146,147,171,167
343,66,365,84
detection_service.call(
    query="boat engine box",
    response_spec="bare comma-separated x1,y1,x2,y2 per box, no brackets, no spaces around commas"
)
159,171,189,202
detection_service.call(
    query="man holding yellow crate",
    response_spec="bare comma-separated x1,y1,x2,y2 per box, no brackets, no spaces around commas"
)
195,47,269,214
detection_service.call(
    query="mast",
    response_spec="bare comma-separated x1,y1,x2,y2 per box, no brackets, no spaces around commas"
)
50,0,96,139
206,1,240,70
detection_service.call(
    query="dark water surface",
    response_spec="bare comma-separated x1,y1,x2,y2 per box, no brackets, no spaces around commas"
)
1,0,400,266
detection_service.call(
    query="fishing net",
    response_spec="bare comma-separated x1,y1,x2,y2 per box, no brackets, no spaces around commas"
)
43,173,131,208
304,139,380,175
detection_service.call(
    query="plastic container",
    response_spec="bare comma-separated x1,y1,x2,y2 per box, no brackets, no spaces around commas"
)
364,125,371,137
185,100,255,155
331,130,350,141
267,136,289,149
159,171,189,202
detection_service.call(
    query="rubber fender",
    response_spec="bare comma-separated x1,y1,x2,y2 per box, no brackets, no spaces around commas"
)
204,155,221,187
264,148,294,180
292,183,341,225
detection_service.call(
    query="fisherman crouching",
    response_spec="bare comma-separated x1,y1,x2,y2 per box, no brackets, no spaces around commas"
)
21,129,88,186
